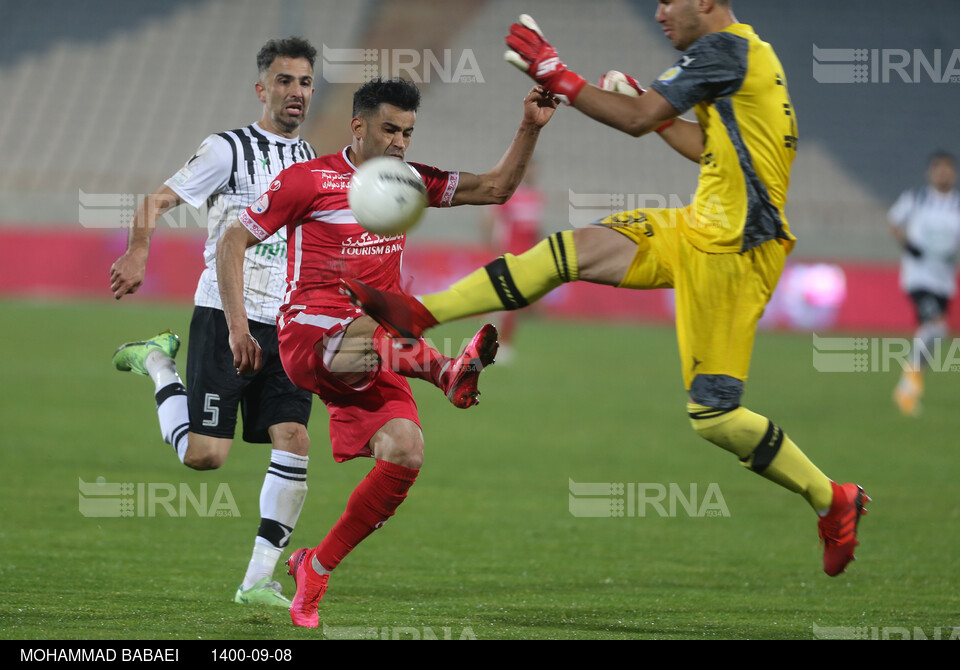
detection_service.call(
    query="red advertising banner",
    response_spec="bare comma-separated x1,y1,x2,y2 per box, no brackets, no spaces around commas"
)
1,227,956,334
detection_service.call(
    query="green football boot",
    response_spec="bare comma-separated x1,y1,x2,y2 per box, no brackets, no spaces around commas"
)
234,578,292,607
111,331,181,376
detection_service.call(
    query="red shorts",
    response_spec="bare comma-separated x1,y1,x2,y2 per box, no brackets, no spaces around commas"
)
277,307,421,462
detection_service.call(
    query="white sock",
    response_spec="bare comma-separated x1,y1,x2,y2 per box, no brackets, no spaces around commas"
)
145,350,181,391
242,539,283,590
241,450,309,589
155,381,189,463
312,554,331,575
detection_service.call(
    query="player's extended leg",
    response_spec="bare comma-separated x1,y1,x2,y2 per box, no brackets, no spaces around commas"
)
687,400,868,576
112,331,196,463
325,315,499,408
341,225,639,340
112,331,233,469
677,240,868,576
287,418,421,628
235,422,310,608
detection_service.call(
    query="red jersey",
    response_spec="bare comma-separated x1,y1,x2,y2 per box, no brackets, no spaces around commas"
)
239,147,459,313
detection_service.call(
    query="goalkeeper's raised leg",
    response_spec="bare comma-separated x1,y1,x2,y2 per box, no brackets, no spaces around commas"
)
340,225,639,339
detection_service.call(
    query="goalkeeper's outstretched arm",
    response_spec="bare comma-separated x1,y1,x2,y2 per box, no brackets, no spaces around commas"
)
595,70,703,163
503,14,696,155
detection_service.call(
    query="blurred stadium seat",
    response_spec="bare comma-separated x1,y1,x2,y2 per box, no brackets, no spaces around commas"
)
1,0,957,329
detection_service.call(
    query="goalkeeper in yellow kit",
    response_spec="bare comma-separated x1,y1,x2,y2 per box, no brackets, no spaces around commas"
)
343,0,868,576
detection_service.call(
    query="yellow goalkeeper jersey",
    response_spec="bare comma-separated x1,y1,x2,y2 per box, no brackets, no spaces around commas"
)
650,23,797,254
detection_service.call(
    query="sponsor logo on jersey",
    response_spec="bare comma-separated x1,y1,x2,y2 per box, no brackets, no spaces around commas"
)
172,166,194,185
252,192,269,214
657,65,682,83
341,231,405,256
319,170,352,191
252,239,286,258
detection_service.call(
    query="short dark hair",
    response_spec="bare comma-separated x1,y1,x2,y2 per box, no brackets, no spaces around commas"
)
352,77,421,118
929,150,957,167
257,37,317,77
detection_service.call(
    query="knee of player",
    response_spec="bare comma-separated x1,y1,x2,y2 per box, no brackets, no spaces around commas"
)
183,443,229,471
315,335,378,388
370,418,424,469
689,375,743,411
686,374,745,443
379,430,424,470
270,423,311,456
389,438,424,470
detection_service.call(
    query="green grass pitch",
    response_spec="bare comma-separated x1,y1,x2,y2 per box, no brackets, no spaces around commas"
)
1,297,958,640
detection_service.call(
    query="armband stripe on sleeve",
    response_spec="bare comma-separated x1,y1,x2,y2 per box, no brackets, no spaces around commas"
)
239,210,269,240
441,171,460,206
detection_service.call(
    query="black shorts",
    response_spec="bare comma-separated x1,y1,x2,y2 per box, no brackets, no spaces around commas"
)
908,290,949,324
185,306,312,443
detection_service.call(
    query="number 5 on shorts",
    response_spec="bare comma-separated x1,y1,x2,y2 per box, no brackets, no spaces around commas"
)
203,393,220,427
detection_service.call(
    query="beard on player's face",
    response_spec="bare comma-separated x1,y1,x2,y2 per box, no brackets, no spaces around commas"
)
271,108,304,134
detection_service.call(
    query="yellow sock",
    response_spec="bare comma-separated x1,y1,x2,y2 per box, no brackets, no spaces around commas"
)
688,403,833,512
421,231,578,323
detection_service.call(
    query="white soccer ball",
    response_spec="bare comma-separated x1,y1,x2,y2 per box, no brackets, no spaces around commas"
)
348,157,428,235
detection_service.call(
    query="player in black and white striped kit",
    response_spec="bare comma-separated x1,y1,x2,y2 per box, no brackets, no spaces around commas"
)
109,37,318,606
889,150,960,417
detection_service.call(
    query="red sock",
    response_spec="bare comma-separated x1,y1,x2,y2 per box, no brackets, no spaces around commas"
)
373,326,451,389
314,459,419,571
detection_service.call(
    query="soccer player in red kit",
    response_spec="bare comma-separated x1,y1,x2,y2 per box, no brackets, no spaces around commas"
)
216,78,557,627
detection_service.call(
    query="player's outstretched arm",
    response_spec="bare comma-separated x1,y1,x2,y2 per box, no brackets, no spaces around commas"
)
504,15,678,139
216,221,263,375
597,70,702,162
573,80,680,139
109,185,181,299
450,86,557,207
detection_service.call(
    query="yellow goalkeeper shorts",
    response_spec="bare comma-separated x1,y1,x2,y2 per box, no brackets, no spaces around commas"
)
599,205,788,392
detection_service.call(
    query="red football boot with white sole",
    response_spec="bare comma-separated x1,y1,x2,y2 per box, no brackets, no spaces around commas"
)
818,481,869,576
286,547,330,628
440,324,499,409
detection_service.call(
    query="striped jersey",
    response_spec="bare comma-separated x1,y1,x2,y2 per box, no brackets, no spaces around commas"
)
889,185,960,297
651,23,797,254
239,147,458,313
164,122,317,324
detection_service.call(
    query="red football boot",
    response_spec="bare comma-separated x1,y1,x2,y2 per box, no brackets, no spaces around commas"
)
818,482,869,576
286,548,330,628
440,324,499,409
340,278,438,341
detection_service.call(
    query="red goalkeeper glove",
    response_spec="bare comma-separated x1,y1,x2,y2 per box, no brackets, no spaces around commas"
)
505,14,586,105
